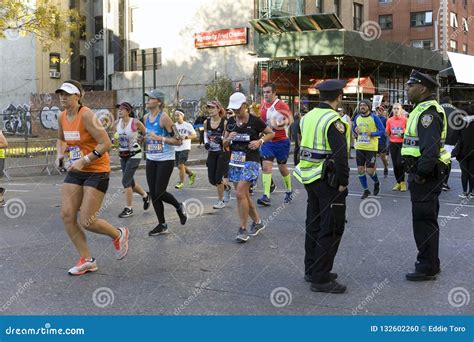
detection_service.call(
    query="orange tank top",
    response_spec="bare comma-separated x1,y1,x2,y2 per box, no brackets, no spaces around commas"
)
61,106,110,173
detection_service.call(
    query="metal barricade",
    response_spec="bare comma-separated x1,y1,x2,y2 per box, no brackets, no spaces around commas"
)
2,139,61,180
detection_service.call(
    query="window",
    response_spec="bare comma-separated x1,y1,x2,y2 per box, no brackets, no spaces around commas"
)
315,0,323,13
49,53,60,72
379,15,393,29
462,44,468,54
94,16,103,36
411,39,433,50
462,17,469,32
450,40,458,52
353,3,363,30
130,49,138,71
79,15,87,40
79,55,87,81
410,11,433,27
95,56,104,80
450,12,458,28
334,0,340,17
379,0,392,3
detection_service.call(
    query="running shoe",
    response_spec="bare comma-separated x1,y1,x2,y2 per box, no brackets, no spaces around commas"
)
392,183,401,191
189,172,196,185
118,207,133,218
213,200,226,209
149,223,169,236
283,191,294,204
399,182,407,192
257,195,271,206
113,227,129,260
175,182,184,189
223,185,232,202
373,182,380,196
361,189,371,199
176,203,187,225
270,181,276,194
68,257,98,276
249,221,266,236
143,192,151,210
442,184,451,191
459,192,469,199
235,227,249,242
0,199,4,207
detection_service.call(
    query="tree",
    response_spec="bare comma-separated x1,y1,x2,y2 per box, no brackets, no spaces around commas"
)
0,0,81,51
202,76,235,109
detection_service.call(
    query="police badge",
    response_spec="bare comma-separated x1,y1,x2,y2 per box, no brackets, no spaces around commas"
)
420,114,433,128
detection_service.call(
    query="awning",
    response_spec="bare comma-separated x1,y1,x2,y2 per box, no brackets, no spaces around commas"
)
447,52,474,85
308,77,376,95
249,14,343,35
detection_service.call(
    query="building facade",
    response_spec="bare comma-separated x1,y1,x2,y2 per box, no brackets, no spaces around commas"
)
369,0,474,57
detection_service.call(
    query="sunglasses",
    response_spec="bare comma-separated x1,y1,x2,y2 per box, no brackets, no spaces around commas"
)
207,105,217,109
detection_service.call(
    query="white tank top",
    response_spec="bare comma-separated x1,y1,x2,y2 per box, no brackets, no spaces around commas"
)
116,118,142,159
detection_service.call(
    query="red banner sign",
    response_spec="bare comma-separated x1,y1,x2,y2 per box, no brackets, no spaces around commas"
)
195,27,247,48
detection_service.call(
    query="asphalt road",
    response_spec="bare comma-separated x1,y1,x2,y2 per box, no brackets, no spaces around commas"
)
0,158,472,315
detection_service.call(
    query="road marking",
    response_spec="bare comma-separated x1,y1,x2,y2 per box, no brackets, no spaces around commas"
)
4,189,30,193
438,215,461,220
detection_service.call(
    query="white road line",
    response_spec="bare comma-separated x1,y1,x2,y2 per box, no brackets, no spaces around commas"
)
4,189,30,193
438,215,461,220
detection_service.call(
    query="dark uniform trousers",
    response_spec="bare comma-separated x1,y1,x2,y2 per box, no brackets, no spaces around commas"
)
304,179,347,283
408,174,442,275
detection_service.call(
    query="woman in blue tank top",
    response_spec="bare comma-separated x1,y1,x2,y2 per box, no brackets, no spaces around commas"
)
143,89,187,235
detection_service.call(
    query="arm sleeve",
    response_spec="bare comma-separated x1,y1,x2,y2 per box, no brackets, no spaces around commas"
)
327,122,350,187
417,108,442,178
256,116,268,133
371,114,386,137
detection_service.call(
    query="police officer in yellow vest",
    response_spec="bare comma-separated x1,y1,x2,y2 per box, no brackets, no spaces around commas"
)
402,70,451,281
294,80,350,294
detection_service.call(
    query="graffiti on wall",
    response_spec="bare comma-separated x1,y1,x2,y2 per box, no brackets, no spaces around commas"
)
40,106,60,130
179,99,200,120
1,104,33,135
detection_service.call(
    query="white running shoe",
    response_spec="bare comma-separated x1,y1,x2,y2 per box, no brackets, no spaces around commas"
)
68,257,98,276
113,227,129,260
213,200,226,209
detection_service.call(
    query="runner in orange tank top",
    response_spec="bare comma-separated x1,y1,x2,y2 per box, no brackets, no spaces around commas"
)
55,80,129,276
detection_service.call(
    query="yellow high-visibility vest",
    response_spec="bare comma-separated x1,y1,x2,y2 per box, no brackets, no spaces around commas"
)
401,99,451,165
293,107,349,185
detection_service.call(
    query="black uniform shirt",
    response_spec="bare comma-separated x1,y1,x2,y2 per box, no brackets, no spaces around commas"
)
317,103,350,187
415,97,443,178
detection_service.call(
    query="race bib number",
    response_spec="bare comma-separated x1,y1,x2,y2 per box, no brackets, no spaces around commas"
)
229,151,246,168
358,132,371,144
391,127,403,135
119,135,129,149
64,131,80,141
147,138,163,154
69,146,83,162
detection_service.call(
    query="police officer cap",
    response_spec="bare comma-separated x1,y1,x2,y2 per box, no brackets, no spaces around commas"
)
406,70,440,89
316,79,347,92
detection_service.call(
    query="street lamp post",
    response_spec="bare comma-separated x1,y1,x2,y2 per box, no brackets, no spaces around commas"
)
334,56,344,79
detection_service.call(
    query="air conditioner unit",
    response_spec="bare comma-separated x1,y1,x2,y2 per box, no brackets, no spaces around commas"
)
49,71,61,78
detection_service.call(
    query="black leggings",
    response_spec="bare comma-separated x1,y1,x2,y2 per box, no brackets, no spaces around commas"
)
389,142,405,183
207,152,224,186
460,159,474,193
146,159,180,224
